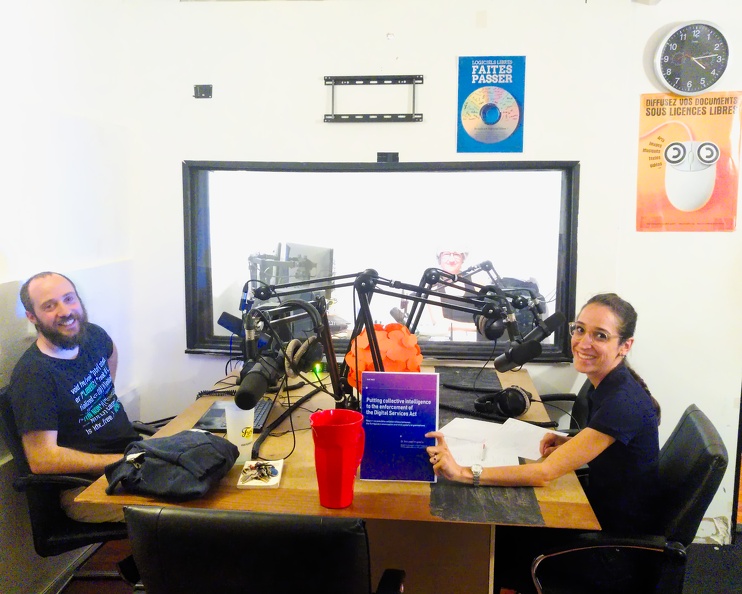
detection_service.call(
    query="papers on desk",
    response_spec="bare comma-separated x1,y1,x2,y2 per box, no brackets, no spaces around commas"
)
438,417,567,468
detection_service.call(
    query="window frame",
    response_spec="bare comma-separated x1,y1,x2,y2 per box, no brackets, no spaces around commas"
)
182,160,579,364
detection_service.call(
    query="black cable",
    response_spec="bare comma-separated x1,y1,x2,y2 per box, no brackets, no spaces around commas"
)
196,388,237,399
251,386,323,460
213,376,239,389
268,381,305,393
278,377,299,460
442,383,501,393
224,354,242,376
440,346,497,394
439,402,558,428
440,402,508,424
298,368,342,402
536,400,582,431
251,308,286,346
472,344,498,384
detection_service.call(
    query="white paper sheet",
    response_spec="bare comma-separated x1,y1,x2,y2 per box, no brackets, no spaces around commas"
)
500,417,568,461
438,417,567,467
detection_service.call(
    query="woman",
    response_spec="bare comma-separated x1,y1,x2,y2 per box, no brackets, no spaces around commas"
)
426,293,661,592
427,248,480,340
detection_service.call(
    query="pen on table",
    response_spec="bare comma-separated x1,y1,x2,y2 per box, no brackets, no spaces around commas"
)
481,441,487,461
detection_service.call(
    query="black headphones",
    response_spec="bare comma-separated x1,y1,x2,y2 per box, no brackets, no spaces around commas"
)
475,314,506,340
474,386,532,418
280,300,325,378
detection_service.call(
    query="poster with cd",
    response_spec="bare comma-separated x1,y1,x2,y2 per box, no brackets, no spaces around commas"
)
457,56,525,153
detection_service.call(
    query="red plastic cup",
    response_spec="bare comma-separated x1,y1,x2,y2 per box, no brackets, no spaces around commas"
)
309,409,365,509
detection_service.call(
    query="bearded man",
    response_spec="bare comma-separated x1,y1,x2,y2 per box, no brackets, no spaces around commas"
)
8,271,140,522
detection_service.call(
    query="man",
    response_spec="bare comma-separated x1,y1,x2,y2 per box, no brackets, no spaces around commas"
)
8,271,141,522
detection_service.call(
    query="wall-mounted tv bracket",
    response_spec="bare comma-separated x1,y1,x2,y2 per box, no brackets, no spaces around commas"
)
324,75,423,123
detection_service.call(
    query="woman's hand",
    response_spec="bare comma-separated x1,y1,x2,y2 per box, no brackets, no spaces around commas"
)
539,432,570,458
425,431,465,481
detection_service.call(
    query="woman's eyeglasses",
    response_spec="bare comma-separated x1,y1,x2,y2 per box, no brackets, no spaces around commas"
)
568,322,617,344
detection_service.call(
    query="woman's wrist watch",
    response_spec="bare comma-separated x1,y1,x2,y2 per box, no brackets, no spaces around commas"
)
471,464,483,487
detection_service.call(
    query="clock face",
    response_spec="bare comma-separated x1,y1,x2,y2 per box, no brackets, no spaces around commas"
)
655,22,729,96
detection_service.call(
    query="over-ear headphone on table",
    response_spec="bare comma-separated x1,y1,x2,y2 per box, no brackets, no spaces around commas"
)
474,386,532,418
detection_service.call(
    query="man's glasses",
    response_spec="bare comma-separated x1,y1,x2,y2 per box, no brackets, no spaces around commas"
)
568,322,617,344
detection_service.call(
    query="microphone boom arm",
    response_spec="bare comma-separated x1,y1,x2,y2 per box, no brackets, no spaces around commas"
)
251,268,535,409
403,267,522,342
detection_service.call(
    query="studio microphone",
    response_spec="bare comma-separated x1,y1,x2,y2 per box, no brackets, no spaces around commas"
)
235,352,285,410
390,307,408,324
494,340,542,372
243,311,258,361
520,311,566,345
238,281,252,312
494,312,566,372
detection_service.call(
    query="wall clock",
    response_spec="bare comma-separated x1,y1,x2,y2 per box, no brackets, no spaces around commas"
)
654,21,729,96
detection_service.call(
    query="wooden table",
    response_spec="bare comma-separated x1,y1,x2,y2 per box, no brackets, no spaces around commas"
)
78,366,599,594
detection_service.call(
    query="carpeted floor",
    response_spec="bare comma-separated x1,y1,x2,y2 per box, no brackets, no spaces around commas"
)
683,535,742,594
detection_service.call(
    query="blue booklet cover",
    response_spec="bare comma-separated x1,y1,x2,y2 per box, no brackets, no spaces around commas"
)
360,372,439,482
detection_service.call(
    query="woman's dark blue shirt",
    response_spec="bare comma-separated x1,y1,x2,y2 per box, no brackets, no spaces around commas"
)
586,363,660,533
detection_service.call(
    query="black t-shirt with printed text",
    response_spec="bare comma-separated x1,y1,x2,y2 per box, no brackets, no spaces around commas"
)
9,323,141,454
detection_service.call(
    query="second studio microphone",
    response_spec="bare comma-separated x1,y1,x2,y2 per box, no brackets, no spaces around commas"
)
235,352,285,410
390,307,408,324
494,312,566,372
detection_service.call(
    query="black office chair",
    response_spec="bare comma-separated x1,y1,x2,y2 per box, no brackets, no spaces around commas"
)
124,505,406,594
538,379,591,488
531,404,728,594
0,386,158,584
538,379,591,436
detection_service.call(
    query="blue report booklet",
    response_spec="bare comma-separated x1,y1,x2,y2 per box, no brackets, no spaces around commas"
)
360,372,439,482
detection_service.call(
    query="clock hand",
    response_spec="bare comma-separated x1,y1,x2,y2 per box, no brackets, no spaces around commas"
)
691,57,706,69
694,54,719,60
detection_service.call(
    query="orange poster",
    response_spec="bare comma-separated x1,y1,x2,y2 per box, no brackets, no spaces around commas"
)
636,91,741,231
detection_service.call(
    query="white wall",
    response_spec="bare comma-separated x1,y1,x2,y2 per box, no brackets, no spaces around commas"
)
0,2,740,586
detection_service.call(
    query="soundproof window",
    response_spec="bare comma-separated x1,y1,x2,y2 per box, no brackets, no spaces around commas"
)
182,160,579,362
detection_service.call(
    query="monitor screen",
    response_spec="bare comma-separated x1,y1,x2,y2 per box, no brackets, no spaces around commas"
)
284,242,334,283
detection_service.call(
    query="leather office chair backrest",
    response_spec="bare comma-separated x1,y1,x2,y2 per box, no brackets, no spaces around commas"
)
657,404,728,545
0,387,33,476
0,386,128,557
538,378,591,434
569,379,590,432
125,506,378,594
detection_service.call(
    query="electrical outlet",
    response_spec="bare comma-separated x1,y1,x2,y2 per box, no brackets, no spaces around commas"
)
194,84,213,99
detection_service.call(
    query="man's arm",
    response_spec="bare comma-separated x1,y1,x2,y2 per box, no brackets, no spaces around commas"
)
22,430,123,475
